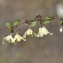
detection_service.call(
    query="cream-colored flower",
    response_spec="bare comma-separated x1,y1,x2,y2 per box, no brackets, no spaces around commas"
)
37,27,53,37
3,34,14,43
13,33,26,43
60,27,63,32
26,28,33,35
23,28,36,38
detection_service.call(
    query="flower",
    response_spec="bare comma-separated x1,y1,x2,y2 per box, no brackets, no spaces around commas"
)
3,33,14,43
37,27,53,37
13,33,26,43
60,27,63,32
23,28,36,38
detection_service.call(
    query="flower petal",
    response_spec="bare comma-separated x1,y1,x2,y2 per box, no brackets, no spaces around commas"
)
42,27,50,35
23,32,27,38
49,33,53,35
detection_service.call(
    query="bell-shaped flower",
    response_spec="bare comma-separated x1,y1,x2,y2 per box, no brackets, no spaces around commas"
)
37,27,53,37
3,33,14,43
23,28,36,38
13,33,26,43
60,27,63,32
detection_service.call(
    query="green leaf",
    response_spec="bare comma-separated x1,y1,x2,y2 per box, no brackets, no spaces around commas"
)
30,20,36,27
44,20,50,24
6,23,11,28
44,17,52,20
43,17,53,24
13,19,20,26
60,21,63,26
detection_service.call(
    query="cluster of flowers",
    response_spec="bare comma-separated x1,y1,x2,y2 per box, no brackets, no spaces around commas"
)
1,14,63,44
3,26,53,44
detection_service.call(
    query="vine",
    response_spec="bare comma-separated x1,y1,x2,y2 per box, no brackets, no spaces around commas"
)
0,14,63,44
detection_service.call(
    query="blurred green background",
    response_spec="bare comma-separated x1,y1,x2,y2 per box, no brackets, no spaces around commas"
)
0,0,63,63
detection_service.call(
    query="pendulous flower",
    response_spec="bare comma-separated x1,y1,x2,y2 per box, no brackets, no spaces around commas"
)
60,27,63,32
23,28,36,38
13,33,26,43
3,33,14,43
37,27,53,37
